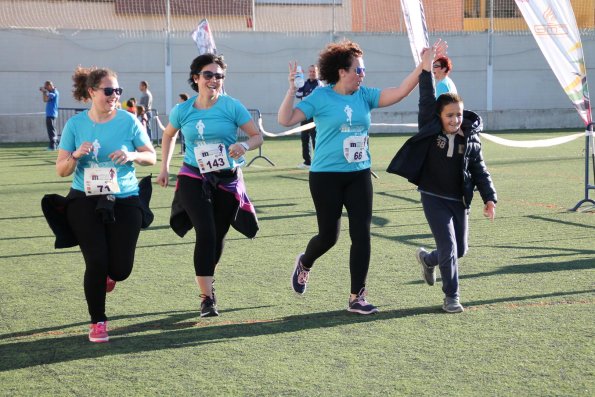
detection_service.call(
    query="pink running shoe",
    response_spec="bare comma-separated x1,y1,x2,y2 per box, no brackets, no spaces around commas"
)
106,276,116,293
88,321,109,343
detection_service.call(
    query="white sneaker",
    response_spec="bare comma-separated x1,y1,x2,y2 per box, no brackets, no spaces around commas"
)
297,163,310,169
416,247,435,286
442,296,464,313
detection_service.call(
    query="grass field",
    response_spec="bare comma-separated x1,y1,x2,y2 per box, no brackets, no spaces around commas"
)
0,132,593,396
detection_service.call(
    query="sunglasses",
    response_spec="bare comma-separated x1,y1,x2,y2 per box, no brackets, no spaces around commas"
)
350,67,366,75
99,87,123,96
198,71,225,81
433,64,443,69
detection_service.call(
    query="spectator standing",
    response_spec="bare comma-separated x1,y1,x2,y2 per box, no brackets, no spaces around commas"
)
178,93,189,154
40,81,59,150
136,105,148,132
433,56,457,98
139,81,154,140
126,98,137,115
295,65,324,169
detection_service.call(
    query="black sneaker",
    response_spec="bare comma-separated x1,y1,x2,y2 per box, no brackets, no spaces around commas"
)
291,253,310,295
347,288,379,315
416,247,435,286
200,295,219,317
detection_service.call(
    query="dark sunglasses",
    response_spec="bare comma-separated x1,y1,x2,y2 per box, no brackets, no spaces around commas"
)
198,71,225,81
433,64,443,69
99,87,123,96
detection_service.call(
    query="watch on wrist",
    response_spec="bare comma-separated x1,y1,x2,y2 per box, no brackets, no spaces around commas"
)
240,142,250,151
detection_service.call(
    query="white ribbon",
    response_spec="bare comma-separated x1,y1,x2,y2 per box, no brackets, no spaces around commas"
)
479,132,584,148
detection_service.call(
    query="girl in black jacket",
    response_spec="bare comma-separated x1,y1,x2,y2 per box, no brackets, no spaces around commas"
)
387,46,497,313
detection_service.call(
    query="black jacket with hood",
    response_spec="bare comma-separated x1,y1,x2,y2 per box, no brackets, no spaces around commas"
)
387,70,497,208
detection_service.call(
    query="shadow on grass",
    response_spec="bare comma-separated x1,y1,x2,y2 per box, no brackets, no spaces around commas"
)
407,257,594,285
526,214,595,230
375,191,420,204
461,257,595,280
1,288,591,372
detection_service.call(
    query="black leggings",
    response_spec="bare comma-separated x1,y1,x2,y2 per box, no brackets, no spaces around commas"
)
176,175,238,277
67,197,142,323
303,169,373,294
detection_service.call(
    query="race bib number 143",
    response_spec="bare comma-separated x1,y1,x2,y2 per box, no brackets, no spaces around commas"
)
195,143,230,173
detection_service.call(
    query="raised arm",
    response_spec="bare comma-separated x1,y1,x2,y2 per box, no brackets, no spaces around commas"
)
277,61,307,127
378,39,446,108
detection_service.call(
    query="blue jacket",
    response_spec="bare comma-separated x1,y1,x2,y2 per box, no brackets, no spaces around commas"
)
387,70,497,208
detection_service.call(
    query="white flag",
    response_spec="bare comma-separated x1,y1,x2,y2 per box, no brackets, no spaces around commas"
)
400,0,429,66
515,0,591,125
191,19,217,55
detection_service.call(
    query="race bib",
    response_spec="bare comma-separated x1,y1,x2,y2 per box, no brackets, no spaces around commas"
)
343,135,369,163
194,143,230,173
84,167,120,196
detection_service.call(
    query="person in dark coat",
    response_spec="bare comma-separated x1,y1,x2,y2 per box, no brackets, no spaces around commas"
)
387,45,497,313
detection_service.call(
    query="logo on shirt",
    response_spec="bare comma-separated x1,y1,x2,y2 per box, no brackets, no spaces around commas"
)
196,120,206,142
344,105,353,126
91,139,101,162
436,135,447,150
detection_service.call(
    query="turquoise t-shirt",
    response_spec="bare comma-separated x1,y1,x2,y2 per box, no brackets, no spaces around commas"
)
170,94,252,169
296,85,381,172
59,109,151,198
436,76,457,98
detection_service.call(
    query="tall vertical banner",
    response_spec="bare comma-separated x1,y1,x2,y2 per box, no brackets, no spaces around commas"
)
191,18,224,93
400,0,429,66
192,19,217,55
515,0,592,125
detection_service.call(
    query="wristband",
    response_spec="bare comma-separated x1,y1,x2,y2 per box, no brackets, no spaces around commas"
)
240,142,250,151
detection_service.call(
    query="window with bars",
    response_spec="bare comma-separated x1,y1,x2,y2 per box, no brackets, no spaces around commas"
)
464,0,522,18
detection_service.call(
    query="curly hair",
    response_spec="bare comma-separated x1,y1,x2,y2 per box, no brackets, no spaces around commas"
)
318,40,363,85
72,66,117,102
187,53,227,92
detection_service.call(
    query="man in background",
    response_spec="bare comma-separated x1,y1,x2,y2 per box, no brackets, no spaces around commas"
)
40,81,59,150
139,81,153,140
295,65,323,169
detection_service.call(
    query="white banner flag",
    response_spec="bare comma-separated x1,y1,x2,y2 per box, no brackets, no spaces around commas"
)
515,0,591,125
191,19,217,55
400,0,429,66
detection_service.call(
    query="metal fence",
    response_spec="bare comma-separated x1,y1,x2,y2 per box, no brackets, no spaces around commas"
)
57,107,161,144
237,108,274,167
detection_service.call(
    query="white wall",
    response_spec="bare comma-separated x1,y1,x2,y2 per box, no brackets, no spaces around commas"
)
1,29,593,142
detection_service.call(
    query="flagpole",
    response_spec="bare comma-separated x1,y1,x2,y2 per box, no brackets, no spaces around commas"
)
164,0,173,120
486,0,494,113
